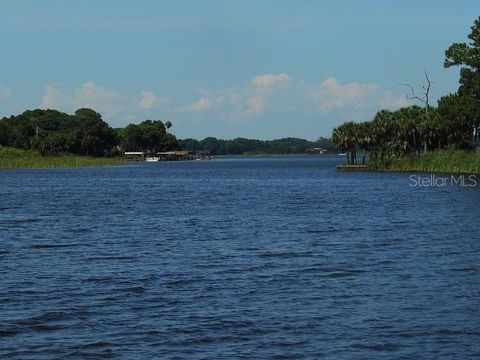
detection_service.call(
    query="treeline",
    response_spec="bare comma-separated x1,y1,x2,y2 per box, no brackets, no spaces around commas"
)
178,136,335,155
0,108,180,156
332,17,480,166
0,107,336,156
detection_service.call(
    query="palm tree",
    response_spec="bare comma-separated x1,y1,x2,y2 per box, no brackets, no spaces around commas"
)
164,121,172,133
332,122,359,165
370,110,394,161
357,122,373,165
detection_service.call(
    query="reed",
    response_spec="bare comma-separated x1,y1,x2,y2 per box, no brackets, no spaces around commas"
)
369,150,480,174
0,147,124,168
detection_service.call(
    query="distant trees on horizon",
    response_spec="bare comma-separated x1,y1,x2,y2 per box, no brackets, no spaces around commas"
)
0,107,337,157
178,136,335,155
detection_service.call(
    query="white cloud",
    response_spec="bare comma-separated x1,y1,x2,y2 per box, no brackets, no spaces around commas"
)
218,75,409,124
252,73,291,87
380,90,410,108
179,97,213,112
35,75,409,132
312,77,379,112
73,81,127,119
246,94,263,114
138,90,157,110
222,73,292,121
0,85,11,101
41,85,73,109
39,82,169,124
40,81,127,120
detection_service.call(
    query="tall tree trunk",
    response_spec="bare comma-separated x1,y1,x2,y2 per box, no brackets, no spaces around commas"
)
413,132,418,155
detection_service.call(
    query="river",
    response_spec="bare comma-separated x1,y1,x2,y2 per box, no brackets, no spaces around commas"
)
1,156,479,359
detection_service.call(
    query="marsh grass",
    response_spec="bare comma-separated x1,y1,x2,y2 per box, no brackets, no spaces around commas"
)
0,147,124,168
370,150,480,174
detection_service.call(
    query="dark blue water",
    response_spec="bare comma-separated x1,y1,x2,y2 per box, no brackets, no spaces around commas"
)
1,156,479,359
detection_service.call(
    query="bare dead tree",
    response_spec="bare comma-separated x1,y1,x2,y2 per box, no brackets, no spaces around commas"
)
400,71,431,114
400,71,432,154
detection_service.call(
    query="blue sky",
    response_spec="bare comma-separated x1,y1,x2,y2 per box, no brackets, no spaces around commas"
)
0,1,478,140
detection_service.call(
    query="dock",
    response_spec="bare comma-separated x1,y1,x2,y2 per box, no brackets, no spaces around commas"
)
124,151,211,162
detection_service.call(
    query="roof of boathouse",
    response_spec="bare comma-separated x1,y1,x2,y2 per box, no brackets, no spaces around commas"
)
157,151,190,156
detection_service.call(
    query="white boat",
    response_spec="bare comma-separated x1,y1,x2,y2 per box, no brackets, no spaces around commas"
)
145,157,160,162
338,153,347,156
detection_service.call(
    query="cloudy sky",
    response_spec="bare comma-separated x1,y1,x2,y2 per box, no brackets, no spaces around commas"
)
0,1,478,140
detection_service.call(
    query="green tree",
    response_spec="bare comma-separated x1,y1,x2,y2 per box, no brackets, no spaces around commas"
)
445,16,480,99
137,120,166,153
162,133,180,151
444,17,480,148
200,137,226,155
72,108,118,156
118,120,180,153
0,121,8,146
178,138,202,152
418,109,443,151
438,94,479,149
357,122,373,165
118,124,144,151
332,122,359,165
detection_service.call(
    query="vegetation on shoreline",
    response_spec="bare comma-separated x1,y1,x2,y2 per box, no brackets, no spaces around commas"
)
0,147,124,169
332,17,480,174
0,108,181,157
369,150,480,174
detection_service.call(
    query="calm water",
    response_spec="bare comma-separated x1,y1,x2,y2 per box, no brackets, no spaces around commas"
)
1,156,479,359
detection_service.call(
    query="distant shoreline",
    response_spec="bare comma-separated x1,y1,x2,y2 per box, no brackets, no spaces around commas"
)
0,148,341,169
216,153,339,157
3,147,479,175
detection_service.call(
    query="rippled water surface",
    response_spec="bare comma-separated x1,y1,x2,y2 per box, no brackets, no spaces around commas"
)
1,156,479,359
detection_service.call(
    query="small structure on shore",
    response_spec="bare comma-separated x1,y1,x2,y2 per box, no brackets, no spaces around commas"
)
124,150,195,161
195,150,213,160
157,151,194,161
306,147,328,155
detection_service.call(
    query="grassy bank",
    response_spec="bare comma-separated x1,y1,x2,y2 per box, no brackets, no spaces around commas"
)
0,147,124,169
369,150,480,174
